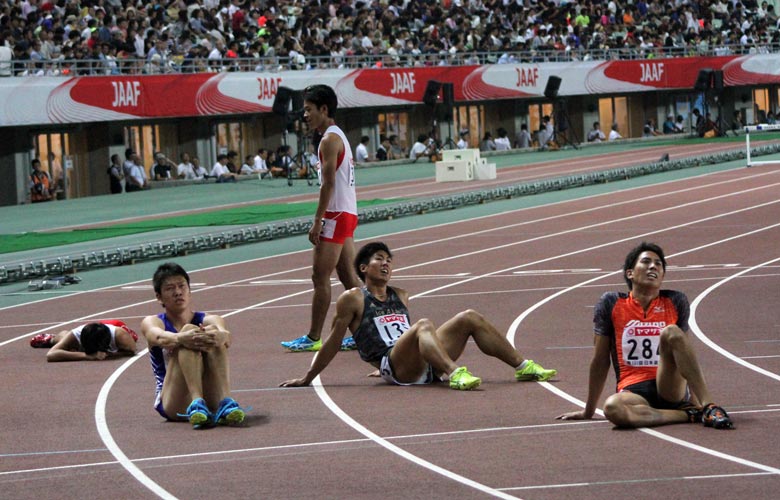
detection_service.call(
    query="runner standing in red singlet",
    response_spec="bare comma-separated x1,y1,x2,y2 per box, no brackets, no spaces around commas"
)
556,242,733,429
281,84,361,353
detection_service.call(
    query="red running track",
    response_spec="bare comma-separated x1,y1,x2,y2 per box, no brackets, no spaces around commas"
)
2,160,779,499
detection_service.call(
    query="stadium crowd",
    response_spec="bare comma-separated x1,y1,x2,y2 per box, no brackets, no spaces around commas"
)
1,0,779,76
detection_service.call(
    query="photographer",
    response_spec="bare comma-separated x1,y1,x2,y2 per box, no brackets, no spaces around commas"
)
409,134,439,162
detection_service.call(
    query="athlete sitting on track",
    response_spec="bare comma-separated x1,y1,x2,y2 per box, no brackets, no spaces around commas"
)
281,241,557,390
30,320,138,362
141,262,248,428
556,242,733,429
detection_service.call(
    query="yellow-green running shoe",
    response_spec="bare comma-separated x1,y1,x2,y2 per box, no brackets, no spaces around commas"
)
515,360,557,381
449,366,482,390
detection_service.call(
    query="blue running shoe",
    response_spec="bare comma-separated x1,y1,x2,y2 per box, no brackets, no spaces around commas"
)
177,398,213,428
340,336,357,351
281,334,322,352
214,397,249,426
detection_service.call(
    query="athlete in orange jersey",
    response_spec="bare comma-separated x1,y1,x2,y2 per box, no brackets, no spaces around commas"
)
557,242,733,429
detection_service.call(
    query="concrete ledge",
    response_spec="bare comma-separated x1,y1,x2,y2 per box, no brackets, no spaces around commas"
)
148,174,259,189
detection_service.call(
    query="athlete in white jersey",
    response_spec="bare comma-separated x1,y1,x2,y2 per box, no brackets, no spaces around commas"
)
281,85,362,353
31,320,138,362
317,124,356,216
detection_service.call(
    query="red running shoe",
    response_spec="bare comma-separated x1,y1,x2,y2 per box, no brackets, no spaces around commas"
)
30,334,54,348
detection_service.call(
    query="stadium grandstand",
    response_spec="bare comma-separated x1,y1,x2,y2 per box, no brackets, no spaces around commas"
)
1,0,779,75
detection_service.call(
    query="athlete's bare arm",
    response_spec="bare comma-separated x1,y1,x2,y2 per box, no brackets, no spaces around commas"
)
556,334,611,420
46,332,102,362
280,288,362,387
308,132,343,246
141,315,220,353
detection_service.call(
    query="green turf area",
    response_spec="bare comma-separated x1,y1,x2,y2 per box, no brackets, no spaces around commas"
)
0,198,394,254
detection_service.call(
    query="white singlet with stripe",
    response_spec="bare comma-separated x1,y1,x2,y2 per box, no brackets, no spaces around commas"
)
318,124,356,215
72,323,120,353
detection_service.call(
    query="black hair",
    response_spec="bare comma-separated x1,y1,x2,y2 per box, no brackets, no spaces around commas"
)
361,135,370,144
80,323,111,355
354,241,392,282
623,242,667,290
153,262,190,294
303,84,338,118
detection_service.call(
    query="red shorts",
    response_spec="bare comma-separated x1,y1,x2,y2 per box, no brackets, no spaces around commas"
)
101,319,139,342
320,211,357,244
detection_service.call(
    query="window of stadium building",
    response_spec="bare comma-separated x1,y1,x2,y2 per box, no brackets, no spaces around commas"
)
455,105,484,149
528,103,555,140
34,133,70,201
125,125,160,172
216,122,243,157
753,88,773,123
378,112,408,151
599,97,629,138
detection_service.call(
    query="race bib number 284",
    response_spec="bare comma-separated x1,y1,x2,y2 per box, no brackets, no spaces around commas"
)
621,325,661,366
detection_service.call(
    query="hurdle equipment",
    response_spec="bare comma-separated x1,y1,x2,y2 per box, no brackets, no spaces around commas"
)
744,123,780,167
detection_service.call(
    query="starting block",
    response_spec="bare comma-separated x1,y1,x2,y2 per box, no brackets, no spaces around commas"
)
435,160,474,182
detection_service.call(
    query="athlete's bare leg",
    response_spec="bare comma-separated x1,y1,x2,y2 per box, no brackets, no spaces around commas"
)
335,237,361,289
603,391,690,428
161,346,233,418
656,325,713,406
389,319,459,382
308,241,343,341
435,309,525,367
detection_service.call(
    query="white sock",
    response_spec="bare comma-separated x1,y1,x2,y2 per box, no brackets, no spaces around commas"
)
516,360,529,371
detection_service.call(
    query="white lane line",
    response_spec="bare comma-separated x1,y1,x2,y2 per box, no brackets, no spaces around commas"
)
95,182,780,497
311,375,519,500
499,471,775,492
507,226,780,475
4,166,778,317
742,355,780,359
689,256,780,382
92,285,333,499
9,167,779,496
94,350,176,500
3,420,608,477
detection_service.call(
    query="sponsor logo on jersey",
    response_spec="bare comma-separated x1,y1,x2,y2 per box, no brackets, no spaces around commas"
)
377,314,407,324
624,319,666,336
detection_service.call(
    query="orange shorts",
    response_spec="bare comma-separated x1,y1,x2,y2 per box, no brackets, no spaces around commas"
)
320,211,358,244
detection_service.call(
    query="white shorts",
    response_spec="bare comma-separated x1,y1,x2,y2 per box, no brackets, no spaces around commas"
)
379,353,435,386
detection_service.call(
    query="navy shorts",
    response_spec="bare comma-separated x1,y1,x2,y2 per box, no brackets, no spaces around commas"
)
622,379,690,410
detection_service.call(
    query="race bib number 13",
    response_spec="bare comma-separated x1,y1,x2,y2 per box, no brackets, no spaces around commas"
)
373,313,410,347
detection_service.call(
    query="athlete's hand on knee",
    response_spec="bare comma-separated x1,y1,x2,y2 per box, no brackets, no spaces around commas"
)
178,328,217,351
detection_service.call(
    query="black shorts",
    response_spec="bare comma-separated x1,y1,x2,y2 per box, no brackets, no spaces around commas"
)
622,379,690,410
